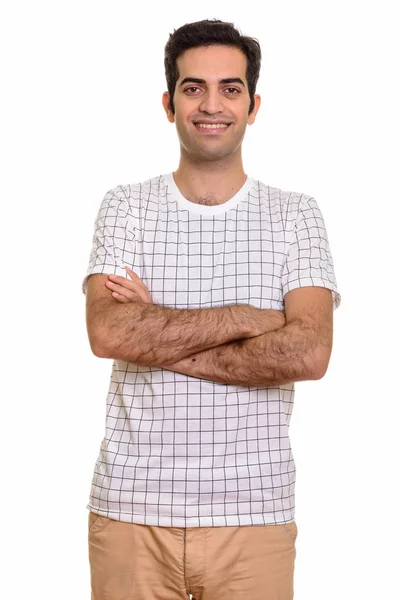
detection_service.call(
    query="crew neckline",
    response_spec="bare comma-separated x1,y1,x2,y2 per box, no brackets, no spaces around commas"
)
164,172,254,216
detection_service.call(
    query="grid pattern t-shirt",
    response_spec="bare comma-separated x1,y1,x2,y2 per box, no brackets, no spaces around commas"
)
83,173,341,527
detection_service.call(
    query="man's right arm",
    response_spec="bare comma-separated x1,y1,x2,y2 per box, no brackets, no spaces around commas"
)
86,274,285,367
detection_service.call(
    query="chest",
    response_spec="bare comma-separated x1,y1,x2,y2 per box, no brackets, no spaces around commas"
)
131,207,288,310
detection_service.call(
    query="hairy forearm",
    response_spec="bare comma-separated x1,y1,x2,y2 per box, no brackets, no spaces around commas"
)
91,300,285,366
163,320,331,386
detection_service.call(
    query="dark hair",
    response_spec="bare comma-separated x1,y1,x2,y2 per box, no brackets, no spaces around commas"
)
164,19,261,115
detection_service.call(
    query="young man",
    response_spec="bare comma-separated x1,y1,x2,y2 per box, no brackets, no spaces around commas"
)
83,18,341,600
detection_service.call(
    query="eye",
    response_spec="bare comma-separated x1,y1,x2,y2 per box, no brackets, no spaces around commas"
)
184,87,201,94
225,88,240,94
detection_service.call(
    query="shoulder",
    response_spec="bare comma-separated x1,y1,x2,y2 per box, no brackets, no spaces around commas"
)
100,174,166,213
251,177,315,221
111,174,166,201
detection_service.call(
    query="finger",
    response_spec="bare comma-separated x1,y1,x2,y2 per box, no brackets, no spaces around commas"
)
107,281,142,300
124,266,141,280
109,268,152,304
107,277,148,299
107,275,140,292
111,291,130,303
106,280,147,302
108,273,139,286
124,267,150,292
124,267,152,301
109,273,147,293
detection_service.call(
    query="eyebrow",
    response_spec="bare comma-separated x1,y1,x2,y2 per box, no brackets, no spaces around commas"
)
179,77,246,87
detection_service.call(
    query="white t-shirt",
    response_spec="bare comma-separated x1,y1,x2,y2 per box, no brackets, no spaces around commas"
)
82,173,341,527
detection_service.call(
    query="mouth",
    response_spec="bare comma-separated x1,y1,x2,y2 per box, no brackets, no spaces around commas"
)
193,122,232,133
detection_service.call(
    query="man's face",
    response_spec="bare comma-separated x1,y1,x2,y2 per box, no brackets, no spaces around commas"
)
162,45,261,162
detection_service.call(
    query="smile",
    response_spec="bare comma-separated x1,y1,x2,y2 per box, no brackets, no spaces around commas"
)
194,123,231,132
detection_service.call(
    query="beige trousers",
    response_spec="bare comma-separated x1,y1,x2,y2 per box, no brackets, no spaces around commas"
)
88,512,298,599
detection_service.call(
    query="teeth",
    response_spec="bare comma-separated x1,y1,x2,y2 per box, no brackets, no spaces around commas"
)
196,123,229,129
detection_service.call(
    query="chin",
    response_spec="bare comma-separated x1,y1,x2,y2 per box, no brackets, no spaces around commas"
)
193,144,237,161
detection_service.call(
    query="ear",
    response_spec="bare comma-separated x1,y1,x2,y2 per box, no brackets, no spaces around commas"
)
247,94,261,125
162,92,175,123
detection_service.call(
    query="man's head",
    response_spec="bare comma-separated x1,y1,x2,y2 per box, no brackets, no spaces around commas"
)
164,19,261,116
162,19,262,163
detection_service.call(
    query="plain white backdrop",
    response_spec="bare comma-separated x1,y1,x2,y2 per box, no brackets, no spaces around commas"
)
1,1,399,598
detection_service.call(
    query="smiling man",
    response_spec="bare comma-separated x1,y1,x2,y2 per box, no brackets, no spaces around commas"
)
83,18,341,600
163,43,260,204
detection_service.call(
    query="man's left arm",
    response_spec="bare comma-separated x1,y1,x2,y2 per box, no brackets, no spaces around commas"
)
164,286,334,387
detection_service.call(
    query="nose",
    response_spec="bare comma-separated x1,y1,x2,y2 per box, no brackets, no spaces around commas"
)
198,88,224,114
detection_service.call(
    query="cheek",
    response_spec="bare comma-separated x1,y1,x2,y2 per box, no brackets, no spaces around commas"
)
174,118,194,143
174,110,190,130
232,116,249,133
175,117,187,132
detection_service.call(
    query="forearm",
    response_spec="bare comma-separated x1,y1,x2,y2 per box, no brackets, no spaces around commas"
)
93,300,283,366
163,321,329,386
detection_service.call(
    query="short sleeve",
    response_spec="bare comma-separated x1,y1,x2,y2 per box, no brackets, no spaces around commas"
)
82,188,135,294
281,196,341,310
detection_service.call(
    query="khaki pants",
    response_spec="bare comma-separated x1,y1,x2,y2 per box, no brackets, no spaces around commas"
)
88,512,298,599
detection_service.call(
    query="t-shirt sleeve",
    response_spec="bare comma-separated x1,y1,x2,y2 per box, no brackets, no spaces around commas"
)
82,188,135,295
281,196,341,310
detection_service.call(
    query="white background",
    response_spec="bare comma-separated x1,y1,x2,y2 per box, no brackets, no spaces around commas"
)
2,1,399,598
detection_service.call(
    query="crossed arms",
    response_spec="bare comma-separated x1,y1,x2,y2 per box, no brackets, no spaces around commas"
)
85,268,334,387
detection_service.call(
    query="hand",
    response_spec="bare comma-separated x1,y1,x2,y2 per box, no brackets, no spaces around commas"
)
105,266,153,304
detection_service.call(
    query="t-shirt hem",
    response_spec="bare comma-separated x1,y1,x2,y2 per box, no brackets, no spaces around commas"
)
82,265,133,294
86,504,295,527
282,278,341,310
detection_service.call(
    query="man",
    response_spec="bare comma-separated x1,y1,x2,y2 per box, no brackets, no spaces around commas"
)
83,18,341,600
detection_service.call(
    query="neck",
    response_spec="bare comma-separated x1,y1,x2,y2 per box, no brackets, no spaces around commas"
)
173,150,247,206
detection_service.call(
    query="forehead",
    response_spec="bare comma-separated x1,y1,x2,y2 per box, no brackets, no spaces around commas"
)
176,45,247,83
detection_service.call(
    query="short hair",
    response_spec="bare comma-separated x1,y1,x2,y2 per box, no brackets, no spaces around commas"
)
164,19,261,115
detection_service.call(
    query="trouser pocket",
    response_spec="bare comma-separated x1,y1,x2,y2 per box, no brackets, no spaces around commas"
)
280,521,298,548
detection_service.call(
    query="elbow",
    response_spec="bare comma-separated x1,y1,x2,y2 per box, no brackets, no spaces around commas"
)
87,325,143,363
91,340,111,359
87,326,113,359
308,348,331,380
310,363,328,381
